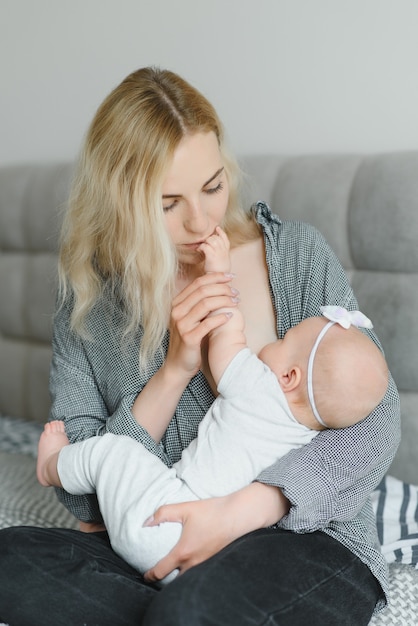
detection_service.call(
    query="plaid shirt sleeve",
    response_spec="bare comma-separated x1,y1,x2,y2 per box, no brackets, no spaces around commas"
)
49,295,172,521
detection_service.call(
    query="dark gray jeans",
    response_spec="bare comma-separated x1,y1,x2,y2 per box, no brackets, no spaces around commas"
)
0,526,382,625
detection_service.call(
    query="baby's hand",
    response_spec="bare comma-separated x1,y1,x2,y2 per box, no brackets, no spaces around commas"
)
199,227,231,273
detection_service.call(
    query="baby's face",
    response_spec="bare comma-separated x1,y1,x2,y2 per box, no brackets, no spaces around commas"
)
257,337,285,372
258,318,325,373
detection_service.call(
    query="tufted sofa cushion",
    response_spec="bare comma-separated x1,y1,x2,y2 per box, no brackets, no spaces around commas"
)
0,163,73,422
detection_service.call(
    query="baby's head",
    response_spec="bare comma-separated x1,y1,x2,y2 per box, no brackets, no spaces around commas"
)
258,307,389,430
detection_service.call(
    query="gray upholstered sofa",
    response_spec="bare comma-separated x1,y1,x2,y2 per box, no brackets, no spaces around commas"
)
1,153,417,622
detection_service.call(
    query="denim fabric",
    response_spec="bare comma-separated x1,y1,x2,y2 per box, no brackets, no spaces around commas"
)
0,528,155,626
0,526,382,626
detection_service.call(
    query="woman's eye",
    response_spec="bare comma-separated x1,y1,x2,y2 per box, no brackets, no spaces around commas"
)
204,182,224,195
163,199,178,212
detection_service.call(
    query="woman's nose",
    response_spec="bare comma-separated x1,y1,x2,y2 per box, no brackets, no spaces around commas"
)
184,202,209,233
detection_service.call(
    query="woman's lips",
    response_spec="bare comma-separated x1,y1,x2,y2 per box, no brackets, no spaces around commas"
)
182,229,217,249
183,241,204,250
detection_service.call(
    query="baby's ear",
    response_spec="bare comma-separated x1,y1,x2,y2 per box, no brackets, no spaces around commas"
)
279,366,302,392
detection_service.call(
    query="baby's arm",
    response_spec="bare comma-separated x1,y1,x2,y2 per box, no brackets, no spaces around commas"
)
199,227,247,386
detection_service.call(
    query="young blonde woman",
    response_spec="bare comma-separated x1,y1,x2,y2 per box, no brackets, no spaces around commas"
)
0,67,400,626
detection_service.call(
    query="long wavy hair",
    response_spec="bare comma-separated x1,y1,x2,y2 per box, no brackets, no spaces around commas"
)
59,67,259,367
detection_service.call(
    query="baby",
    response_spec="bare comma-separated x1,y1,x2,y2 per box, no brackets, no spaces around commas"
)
37,228,388,584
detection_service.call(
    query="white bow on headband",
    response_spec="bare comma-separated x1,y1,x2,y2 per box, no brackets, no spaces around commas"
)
320,305,373,330
308,306,373,427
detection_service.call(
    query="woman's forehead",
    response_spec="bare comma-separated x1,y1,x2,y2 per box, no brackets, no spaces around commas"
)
162,132,222,192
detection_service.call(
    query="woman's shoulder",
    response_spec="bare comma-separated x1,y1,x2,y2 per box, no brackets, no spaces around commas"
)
251,201,329,256
252,201,323,238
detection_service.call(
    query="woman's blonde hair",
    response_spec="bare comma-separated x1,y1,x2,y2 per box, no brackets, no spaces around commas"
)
59,67,258,366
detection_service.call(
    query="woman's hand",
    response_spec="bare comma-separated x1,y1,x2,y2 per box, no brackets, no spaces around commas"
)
132,271,239,441
165,271,239,380
143,482,289,583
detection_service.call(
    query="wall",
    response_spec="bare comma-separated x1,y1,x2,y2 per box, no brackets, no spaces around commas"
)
1,0,418,166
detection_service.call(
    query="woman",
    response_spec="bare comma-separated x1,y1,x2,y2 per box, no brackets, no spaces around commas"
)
0,67,400,626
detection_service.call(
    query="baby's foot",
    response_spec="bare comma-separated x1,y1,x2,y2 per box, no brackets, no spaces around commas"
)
36,420,69,486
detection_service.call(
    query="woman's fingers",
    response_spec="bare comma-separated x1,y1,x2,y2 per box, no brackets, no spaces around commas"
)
165,271,238,376
173,271,234,307
169,274,238,348
142,503,187,582
172,279,238,331
143,484,289,583
176,311,233,344
173,293,237,330
143,497,233,583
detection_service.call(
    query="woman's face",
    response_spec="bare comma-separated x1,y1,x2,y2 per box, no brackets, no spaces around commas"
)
162,131,229,268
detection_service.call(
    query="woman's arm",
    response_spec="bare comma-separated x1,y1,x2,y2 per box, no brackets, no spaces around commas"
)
144,482,289,582
132,270,239,442
258,375,400,531
50,272,239,520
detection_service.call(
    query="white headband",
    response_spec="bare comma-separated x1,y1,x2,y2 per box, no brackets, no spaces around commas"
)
307,306,373,427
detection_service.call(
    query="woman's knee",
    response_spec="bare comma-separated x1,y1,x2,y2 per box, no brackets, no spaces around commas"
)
143,529,382,626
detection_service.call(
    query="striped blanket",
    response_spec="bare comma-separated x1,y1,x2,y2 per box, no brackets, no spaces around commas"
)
372,474,418,569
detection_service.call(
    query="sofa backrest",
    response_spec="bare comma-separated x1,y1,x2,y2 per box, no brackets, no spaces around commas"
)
0,154,417,483
0,163,73,423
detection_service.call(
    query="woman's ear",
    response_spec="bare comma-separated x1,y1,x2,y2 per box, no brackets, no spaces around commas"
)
279,366,302,392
